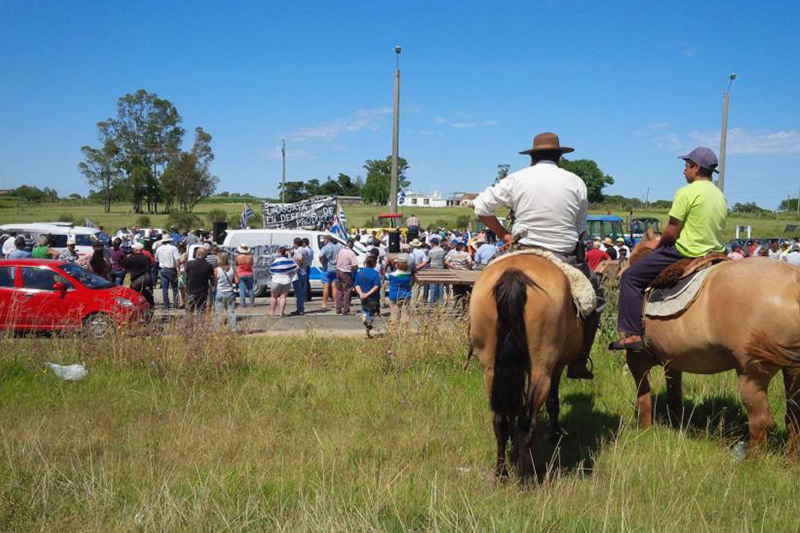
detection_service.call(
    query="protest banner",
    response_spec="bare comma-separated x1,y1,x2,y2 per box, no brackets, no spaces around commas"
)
261,197,337,230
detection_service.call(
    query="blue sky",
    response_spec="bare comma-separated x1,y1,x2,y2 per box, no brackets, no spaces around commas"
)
1,0,799,208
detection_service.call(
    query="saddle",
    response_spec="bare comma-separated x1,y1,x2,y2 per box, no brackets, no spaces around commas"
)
643,253,728,319
642,250,729,289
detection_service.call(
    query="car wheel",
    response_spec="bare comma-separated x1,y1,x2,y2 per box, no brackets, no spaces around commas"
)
83,313,116,338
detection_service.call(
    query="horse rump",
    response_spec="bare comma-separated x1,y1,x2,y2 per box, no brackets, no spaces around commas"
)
746,330,800,375
490,268,538,414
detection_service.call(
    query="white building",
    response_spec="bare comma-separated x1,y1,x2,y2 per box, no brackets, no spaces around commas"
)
402,190,447,208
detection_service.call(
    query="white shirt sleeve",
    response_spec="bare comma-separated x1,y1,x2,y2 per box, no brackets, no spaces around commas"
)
576,180,588,236
473,177,515,217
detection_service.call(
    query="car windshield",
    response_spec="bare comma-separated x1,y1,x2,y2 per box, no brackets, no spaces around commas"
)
59,263,114,289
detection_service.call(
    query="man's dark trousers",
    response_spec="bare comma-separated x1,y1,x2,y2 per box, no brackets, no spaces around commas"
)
618,244,686,336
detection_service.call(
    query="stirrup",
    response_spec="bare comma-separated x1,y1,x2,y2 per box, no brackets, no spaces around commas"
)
608,336,645,352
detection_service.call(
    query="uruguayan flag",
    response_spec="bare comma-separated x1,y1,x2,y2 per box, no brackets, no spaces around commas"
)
240,204,255,229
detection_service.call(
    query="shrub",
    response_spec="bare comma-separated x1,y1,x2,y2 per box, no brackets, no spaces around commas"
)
137,215,151,228
454,214,473,229
167,212,201,232
207,209,228,225
57,213,74,223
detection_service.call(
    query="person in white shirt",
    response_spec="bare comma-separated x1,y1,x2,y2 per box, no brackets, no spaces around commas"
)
786,245,800,268
614,237,631,257
473,132,601,380
155,236,180,308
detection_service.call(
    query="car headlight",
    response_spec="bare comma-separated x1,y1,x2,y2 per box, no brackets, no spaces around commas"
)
115,297,134,308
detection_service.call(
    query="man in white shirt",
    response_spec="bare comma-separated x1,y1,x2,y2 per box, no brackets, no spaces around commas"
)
155,236,180,308
473,132,601,380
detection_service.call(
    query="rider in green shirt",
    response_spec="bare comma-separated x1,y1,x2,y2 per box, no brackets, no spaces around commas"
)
614,147,728,350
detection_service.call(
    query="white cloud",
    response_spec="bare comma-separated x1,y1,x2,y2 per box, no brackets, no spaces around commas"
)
689,128,800,156
433,116,447,124
646,121,671,131
481,120,499,127
451,121,477,129
288,107,392,142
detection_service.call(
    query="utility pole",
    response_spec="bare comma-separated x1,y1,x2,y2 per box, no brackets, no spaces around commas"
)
645,186,650,207
281,139,286,203
718,73,737,193
796,186,799,217
390,45,402,213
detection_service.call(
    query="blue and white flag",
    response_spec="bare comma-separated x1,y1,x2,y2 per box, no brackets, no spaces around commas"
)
330,213,347,240
84,219,96,229
338,207,348,237
240,203,255,229
398,189,406,206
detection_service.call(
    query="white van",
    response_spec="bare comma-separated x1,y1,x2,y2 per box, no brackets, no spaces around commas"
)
210,229,366,295
0,223,102,257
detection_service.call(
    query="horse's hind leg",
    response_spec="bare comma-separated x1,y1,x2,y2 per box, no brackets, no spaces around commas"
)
516,370,551,484
737,369,778,456
626,351,655,428
546,367,564,442
493,413,512,478
782,369,800,460
665,367,683,428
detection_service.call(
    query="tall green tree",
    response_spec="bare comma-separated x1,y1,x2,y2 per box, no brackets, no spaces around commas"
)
102,89,184,213
78,124,123,213
160,128,219,212
561,158,615,203
494,164,510,184
361,156,409,205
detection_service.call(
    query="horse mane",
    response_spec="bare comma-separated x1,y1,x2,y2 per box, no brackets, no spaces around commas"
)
629,228,659,267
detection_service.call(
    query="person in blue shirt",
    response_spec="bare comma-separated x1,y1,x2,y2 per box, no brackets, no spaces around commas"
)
319,235,342,310
354,255,382,335
388,256,413,324
473,233,499,269
7,236,31,259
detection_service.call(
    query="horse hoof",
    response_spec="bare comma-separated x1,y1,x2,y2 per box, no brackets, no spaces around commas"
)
730,441,748,463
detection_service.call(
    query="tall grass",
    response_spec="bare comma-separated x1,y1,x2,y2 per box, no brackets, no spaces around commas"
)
1,309,800,531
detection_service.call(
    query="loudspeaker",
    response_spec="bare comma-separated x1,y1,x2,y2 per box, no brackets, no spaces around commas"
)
212,221,228,244
388,230,401,253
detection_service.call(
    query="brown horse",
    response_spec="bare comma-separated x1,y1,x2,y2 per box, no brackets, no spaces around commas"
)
626,235,800,457
470,253,584,482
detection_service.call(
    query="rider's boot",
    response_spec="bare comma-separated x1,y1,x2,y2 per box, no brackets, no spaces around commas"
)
567,310,599,380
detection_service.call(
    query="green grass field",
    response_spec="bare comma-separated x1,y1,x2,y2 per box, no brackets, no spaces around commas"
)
2,310,800,531
2,199,800,241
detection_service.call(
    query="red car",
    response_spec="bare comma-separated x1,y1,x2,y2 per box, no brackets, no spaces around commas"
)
0,259,150,336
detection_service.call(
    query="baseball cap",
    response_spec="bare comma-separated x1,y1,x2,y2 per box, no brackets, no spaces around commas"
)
678,147,719,173
67,237,76,245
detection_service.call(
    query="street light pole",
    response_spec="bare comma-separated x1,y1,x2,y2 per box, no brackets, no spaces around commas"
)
718,73,736,193
390,45,402,213
281,139,286,203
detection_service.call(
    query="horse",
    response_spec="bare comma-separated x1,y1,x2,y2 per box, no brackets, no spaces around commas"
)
625,233,800,458
470,252,584,483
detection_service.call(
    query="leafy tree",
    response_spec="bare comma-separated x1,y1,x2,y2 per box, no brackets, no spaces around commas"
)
561,159,615,203
102,89,185,213
778,198,800,212
160,128,219,212
278,181,312,203
494,164,510,184
361,156,409,205
11,185,56,204
207,209,228,224
137,215,151,227
78,124,123,213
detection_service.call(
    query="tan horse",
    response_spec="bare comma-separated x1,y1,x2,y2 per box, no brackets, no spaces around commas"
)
626,235,800,457
470,253,583,482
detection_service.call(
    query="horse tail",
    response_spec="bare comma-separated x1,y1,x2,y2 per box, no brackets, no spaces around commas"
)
746,330,800,374
490,268,539,414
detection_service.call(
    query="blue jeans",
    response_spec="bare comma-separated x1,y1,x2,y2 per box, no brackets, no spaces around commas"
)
293,274,307,313
214,292,236,330
428,283,444,304
160,268,178,308
239,275,254,307
112,270,125,286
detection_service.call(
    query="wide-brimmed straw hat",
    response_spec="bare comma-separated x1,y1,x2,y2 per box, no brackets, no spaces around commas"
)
409,238,422,247
237,244,251,253
519,132,574,155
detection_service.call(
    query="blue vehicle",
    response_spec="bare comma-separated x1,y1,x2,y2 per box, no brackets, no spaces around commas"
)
586,215,627,244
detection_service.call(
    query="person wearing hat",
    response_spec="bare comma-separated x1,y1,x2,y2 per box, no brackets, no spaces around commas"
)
58,237,81,263
124,242,155,307
473,234,499,269
473,132,601,380
155,235,180,309
601,237,618,260
235,244,255,308
614,237,631,258
614,147,728,351
586,240,611,272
